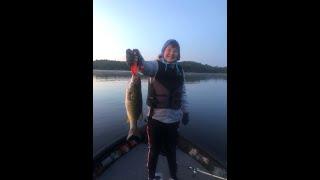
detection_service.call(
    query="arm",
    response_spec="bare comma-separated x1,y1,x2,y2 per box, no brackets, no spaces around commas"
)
181,69,189,125
139,59,158,77
180,69,189,113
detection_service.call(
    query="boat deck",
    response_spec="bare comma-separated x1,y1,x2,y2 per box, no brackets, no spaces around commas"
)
97,142,222,180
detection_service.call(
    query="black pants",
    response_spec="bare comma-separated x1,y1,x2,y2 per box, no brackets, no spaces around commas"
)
146,118,179,179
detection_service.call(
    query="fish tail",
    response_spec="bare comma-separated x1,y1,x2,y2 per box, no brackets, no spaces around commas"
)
127,127,141,141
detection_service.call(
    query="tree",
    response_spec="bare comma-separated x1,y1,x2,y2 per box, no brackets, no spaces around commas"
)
93,59,226,73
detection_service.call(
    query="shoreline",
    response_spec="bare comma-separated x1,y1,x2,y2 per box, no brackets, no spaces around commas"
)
93,69,227,76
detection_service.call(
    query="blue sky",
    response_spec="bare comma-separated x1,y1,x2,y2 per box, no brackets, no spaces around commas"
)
94,0,226,67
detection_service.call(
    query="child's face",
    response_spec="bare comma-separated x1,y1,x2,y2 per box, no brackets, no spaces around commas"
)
163,45,179,63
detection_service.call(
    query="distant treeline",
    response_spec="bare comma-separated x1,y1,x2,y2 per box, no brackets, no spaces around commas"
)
93,60,227,73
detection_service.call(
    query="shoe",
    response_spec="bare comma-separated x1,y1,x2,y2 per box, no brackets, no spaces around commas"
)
155,172,163,180
168,176,178,180
148,172,163,180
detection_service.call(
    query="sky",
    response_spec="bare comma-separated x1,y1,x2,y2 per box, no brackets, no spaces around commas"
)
93,0,226,67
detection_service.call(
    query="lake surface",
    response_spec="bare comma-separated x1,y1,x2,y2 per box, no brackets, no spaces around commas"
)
93,70,227,166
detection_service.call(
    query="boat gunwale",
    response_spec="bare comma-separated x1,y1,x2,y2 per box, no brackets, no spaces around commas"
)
93,125,227,179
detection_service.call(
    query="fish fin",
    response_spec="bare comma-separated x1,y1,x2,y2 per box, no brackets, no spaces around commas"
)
138,113,144,121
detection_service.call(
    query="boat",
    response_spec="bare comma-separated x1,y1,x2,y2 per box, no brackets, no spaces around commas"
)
93,125,227,180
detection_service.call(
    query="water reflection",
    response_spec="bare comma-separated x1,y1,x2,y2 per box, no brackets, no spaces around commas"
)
184,73,227,83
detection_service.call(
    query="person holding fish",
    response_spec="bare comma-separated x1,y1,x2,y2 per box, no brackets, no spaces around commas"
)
126,39,189,180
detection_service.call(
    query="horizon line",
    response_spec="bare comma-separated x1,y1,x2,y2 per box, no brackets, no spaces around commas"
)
93,59,227,67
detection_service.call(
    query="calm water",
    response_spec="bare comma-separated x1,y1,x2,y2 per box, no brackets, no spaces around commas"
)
93,70,227,166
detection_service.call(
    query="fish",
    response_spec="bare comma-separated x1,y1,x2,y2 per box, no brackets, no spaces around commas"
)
125,64,143,141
